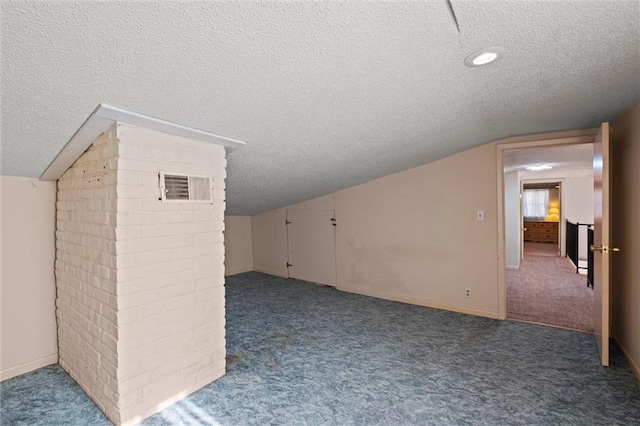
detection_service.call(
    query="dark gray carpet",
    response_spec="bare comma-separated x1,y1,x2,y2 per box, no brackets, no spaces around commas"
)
1,272,639,425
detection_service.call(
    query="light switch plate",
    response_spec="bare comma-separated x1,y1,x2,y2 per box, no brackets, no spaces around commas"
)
476,210,484,221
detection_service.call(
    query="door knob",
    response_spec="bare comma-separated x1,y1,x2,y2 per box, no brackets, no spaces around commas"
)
590,245,621,254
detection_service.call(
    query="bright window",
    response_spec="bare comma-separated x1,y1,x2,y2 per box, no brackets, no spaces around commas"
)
523,189,549,218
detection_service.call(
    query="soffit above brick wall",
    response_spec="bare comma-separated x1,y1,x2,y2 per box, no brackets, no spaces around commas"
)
2,1,639,214
39,104,245,181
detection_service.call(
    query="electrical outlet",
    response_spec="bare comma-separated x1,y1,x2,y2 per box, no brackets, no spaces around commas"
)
464,288,471,298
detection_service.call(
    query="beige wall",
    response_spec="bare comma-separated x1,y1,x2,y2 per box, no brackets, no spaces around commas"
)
251,194,336,278
252,208,288,277
224,216,253,276
612,99,640,379
335,143,498,317
252,143,499,318
0,176,58,381
287,193,335,211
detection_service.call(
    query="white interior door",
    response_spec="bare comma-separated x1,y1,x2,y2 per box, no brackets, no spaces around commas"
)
592,122,613,366
286,209,337,287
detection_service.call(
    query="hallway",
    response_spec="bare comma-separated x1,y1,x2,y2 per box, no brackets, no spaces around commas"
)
507,251,594,333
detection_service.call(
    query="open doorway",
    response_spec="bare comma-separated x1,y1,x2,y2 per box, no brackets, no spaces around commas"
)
522,181,561,257
502,144,595,332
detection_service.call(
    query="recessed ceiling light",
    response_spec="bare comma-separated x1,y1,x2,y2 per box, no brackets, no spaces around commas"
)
464,46,507,67
473,52,498,66
526,164,553,171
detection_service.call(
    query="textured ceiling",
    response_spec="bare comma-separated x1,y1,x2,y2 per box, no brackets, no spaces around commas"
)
2,1,639,215
504,143,593,174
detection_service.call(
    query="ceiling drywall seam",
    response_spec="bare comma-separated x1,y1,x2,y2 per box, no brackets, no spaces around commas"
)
446,0,461,33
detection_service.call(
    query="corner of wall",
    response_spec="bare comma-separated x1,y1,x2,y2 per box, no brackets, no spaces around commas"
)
0,176,58,381
224,216,254,276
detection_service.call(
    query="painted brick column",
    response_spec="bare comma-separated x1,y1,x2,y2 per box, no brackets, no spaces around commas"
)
56,127,120,421
115,124,226,424
56,123,227,425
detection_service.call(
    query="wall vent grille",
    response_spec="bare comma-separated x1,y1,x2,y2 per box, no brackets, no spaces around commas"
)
160,173,213,203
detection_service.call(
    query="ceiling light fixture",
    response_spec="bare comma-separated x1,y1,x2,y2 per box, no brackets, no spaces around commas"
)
525,164,553,171
464,46,507,67
472,52,497,66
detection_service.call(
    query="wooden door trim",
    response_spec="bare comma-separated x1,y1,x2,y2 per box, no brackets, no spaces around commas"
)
496,129,598,320
593,122,611,366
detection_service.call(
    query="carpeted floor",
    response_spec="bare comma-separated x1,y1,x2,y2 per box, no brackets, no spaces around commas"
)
2,272,639,425
507,253,594,333
524,241,560,257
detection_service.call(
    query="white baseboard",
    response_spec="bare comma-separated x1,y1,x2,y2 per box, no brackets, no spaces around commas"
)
613,336,640,381
506,265,519,270
338,286,499,320
1,354,58,381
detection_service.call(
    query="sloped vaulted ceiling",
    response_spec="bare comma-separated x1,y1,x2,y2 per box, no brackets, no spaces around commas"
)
1,1,639,215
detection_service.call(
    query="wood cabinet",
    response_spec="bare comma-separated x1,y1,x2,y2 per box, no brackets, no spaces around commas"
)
524,221,558,243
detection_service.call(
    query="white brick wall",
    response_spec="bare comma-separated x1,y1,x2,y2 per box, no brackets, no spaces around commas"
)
56,123,227,426
115,124,227,424
56,126,121,422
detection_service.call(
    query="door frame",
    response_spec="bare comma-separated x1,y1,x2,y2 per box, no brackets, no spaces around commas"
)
520,179,564,256
496,129,598,320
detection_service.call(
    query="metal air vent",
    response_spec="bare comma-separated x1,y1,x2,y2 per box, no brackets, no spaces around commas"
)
160,173,213,203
